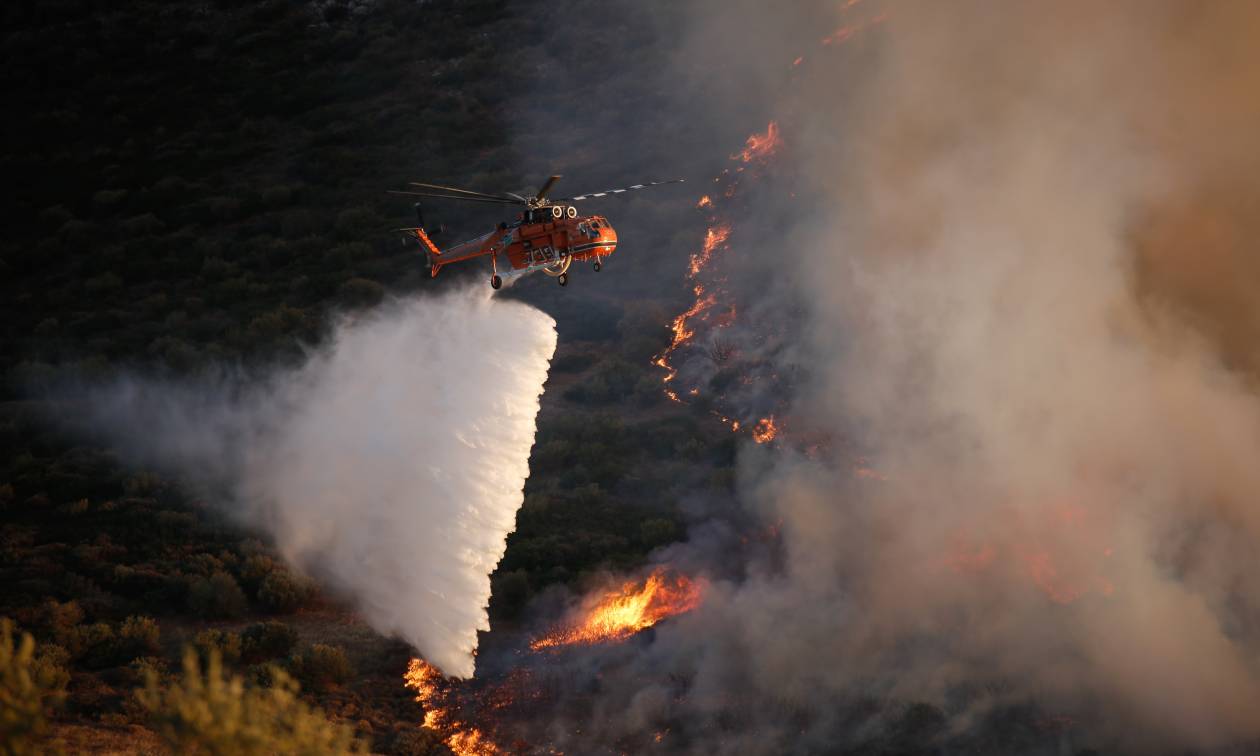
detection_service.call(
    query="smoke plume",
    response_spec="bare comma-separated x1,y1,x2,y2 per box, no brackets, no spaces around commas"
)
497,1,1260,752
81,288,556,677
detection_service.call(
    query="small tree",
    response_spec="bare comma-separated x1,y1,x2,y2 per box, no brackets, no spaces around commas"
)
240,621,298,663
257,570,314,613
187,572,248,619
1,619,69,755
290,644,352,688
194,629,242,666
117,615,161,659
137,649,365,755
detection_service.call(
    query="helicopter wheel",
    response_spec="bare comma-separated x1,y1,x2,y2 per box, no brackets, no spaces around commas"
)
557,273,568,287
490,274,502,290
593,261,602,272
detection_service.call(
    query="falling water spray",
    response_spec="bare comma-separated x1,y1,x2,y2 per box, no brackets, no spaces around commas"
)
79,287,556,677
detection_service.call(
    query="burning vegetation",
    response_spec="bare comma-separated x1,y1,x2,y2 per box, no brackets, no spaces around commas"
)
405,659,505,755
530,568,705,651
733,121,782,163
400,568,705,754
751,416,780,444
650,123,780,435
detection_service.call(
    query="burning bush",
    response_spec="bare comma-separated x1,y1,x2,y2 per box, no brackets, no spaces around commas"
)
530,567,704,651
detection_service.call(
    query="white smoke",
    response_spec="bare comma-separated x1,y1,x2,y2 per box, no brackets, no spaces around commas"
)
83,287,556,677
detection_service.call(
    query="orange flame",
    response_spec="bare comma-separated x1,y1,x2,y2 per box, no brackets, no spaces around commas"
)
751,416,780,444
530,568,704,651
697,195,714,209
943,499,1117,604
822,24,857,45
821,9,889,47
733,121,782,163
689,224,731,278
404,659,504,755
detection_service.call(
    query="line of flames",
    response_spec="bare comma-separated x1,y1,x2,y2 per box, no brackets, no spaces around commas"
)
404,568,705,754
650,3,890,443
531,567,705,651
651,120,779,440
401,13,891,752
405,659,504,756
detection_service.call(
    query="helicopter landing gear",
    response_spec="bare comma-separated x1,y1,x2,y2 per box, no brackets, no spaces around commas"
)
593,260,602,272
489,252,502,290
557,273,568,287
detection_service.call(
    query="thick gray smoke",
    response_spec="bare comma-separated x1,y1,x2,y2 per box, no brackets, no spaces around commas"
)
711,0,1260,749
84,288,556,677
506,1,1260,752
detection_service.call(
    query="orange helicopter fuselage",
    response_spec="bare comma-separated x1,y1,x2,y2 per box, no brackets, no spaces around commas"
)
416,213,617,279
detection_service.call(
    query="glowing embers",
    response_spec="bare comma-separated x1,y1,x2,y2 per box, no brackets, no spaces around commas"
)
751,416,780,444
733,121,782,163
530,568,705,651
942,500,1116,605
821,1,888,49
405,660,504,755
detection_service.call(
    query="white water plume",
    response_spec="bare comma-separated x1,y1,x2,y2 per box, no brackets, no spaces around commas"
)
83,287,556,677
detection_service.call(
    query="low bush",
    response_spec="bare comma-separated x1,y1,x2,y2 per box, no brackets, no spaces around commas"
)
1,619,69,755
187,571,248,619
137,649,365,754
194,629,242,666
240,620,298,663
257,569,314,613
290,643,352,688
116,615,161,659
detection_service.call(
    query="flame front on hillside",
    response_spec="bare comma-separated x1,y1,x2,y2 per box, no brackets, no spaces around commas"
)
531,568,705,651
405,659,504,755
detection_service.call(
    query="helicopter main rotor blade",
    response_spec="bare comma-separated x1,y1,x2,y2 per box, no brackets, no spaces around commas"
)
388,190,524,206
560,179,686,202
535,175,563,201
408,182,523,202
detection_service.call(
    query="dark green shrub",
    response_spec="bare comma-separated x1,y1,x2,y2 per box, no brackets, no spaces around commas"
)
240,621,297,663
291,643,351,688
257,569,314,613
338,277,385,308
489,569,530,620
187,571,248,619
638,518,681,549
74,622,116,667
194,629,242,666
239,554,277,590
117,615,161,659
138,649,365,754
1,619,69,753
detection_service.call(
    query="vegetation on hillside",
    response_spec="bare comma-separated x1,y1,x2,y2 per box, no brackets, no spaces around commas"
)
1,0,723,750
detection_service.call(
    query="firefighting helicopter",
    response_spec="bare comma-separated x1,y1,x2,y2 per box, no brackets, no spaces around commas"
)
390,175,684,289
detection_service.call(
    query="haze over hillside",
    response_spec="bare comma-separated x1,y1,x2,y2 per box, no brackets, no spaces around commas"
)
4,1,1260,754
